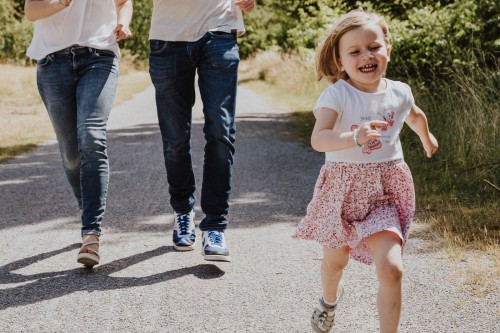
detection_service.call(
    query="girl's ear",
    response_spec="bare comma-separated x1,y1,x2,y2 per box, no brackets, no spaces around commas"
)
386,45,392,62
337,58,344,71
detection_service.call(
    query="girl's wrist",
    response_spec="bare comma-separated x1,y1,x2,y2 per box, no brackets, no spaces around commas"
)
419,133,431,145
353,129,363,148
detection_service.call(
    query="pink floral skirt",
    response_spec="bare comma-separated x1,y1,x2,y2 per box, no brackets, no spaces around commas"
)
293,159,415,265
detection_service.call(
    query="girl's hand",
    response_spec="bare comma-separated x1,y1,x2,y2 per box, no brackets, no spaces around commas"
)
421,132,438,158
235,0,256,13
114,24,132,41
356,121,388,145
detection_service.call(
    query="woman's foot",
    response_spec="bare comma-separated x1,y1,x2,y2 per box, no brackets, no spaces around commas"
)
77,235,100,267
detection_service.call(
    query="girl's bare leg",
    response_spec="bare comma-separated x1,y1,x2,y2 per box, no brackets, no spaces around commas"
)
367,230,404,333
322,246,350,303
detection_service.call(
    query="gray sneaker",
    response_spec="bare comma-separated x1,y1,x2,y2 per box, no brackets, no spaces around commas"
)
311,283,344,333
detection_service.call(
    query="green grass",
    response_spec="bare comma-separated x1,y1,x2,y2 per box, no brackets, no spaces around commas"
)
0,144,38,163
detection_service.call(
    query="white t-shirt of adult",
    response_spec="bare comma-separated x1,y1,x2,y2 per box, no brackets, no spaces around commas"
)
314,79,415,163
149,0,245,42
27,0,120,60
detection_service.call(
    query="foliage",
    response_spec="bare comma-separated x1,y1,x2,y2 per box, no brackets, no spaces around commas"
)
241,0,347,57
241,0,499,80
386,0,499,80
120,0,153,61
0,0,33,64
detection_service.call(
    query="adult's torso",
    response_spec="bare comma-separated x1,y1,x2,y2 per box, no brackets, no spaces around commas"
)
149,0,245,42
27,0,119,60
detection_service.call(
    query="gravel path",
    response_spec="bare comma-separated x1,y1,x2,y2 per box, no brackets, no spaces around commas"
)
0,85,497,332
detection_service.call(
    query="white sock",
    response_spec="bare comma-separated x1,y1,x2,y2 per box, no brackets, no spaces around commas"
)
322,295,338,307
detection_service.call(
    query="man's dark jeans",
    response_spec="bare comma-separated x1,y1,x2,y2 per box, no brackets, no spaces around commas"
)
149,32,240,231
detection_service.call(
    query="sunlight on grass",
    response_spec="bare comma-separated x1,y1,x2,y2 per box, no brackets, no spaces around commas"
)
239,49,327,112
0,144,38,163
0,59,151,163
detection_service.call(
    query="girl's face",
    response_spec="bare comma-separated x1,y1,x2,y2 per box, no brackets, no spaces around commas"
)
337,23,391,93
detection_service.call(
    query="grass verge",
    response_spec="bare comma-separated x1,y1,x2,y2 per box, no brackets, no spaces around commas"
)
0,58,151,163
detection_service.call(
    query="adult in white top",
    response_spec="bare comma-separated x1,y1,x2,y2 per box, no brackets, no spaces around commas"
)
25,0,133,267
148,0,255,262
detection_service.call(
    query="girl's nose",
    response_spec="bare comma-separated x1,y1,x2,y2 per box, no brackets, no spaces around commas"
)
362,50,374,60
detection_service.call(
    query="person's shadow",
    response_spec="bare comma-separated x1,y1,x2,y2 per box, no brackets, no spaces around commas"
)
0,244,224,310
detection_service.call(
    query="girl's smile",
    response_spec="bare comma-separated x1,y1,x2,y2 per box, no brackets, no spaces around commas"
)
337,23,391,93
359,63,378,73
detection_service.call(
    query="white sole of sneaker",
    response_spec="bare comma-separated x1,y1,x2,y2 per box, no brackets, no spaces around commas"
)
202,254,231,262
173,242,196,251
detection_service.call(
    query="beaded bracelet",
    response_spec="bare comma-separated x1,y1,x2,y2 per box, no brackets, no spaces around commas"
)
353,128,363,147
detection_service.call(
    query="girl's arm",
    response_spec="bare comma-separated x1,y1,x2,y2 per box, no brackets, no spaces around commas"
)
311,107,387,152
405,104,439,158
25,0,71,21
114,0,133,41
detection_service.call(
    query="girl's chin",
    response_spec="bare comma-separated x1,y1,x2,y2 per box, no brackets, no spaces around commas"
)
348,79,383,92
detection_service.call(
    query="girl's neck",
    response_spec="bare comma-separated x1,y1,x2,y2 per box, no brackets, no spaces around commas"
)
346,78,387,93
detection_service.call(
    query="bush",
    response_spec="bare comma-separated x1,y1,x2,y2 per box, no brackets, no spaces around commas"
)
242,0,347,57
0,0,33,64
120,0,153,62
387,0,499,81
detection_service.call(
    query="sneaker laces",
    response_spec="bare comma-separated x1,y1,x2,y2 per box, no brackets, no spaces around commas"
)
207,230,223,245
176,212,191,234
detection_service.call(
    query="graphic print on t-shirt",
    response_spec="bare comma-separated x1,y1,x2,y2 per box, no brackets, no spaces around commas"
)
351,109,395,155
351,124,382,155
378,110,395,132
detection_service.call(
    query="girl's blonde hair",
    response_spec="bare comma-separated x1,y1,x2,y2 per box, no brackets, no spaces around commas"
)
316,10,391,83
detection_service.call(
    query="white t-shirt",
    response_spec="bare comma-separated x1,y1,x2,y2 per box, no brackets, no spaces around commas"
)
149,0,245,42
314,79,414,163
27,0,120,60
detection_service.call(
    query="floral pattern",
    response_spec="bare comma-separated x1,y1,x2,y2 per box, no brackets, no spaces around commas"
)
293,159,415,265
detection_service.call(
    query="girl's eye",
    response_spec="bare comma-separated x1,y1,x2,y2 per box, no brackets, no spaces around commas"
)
369,46,381,51
350,50,359,55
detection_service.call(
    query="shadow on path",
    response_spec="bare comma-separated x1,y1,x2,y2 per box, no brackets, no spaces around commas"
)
0,114,322,233
0,244,224,310
0,113,321,311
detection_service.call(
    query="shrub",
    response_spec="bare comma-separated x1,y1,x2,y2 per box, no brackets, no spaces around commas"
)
0,0,33,64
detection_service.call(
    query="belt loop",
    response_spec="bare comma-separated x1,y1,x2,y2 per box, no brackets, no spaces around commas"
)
231,29,237,41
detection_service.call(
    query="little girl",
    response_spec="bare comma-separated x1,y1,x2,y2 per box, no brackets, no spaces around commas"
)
292,10,438,333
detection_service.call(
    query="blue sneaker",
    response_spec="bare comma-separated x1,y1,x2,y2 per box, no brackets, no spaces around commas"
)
201,230,231,262
172,210,196,251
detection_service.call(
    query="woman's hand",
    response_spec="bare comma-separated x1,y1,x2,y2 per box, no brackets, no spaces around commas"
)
356,121,388,145
235,0,256,13
114,24,132,41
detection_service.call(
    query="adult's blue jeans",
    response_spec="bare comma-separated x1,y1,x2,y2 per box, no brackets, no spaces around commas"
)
37,46,118,236
149,32,240,231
